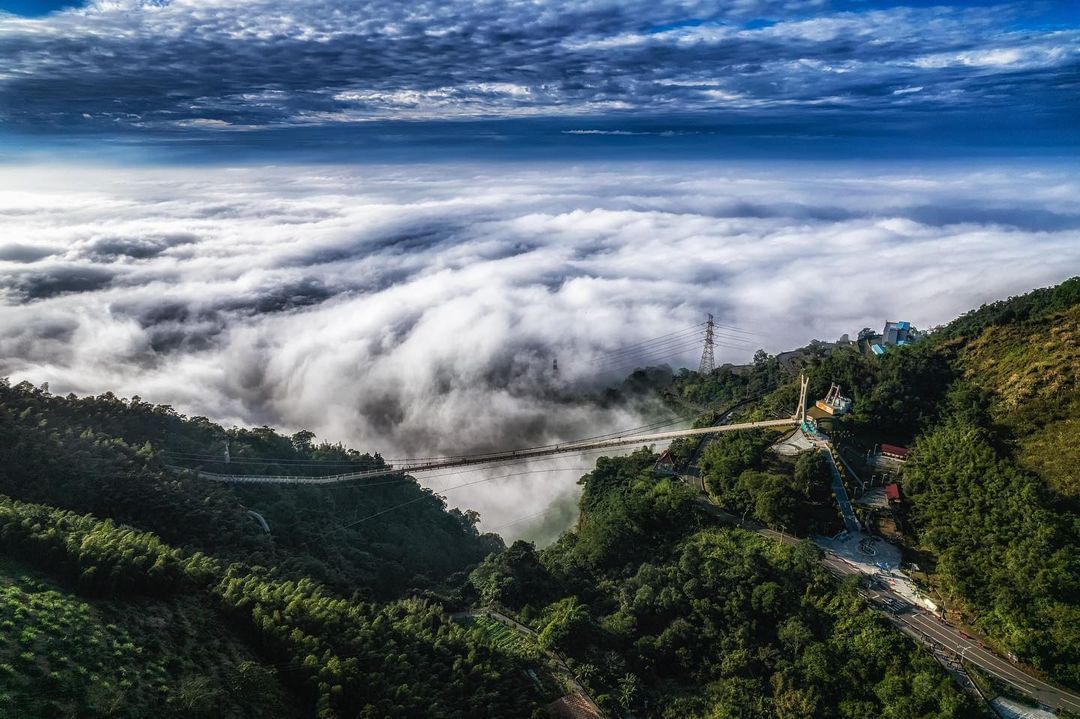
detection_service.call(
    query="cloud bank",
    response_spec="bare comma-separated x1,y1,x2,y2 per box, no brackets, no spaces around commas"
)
1,161,1078,537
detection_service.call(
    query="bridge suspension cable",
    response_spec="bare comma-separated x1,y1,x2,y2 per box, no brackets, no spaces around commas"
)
171,417,796,485
162,406,710,470
341,465,596,527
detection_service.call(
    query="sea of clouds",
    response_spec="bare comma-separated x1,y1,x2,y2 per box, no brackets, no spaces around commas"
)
1,161,1078,540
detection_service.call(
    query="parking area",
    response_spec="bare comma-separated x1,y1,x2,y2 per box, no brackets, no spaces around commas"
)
814,530,938,612
991,698,1058,718
770,429,817,456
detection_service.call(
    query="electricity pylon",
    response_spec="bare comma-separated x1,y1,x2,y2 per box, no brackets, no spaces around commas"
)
698,314,715,374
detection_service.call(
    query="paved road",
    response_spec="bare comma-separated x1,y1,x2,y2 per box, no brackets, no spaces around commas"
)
689,497,1080,715
897,609,1080,714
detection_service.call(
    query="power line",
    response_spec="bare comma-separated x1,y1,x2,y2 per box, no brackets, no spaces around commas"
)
591,323,705,357
342,466,595,527
594,336,706,365
594,335,752,374
590,319,754,363
485,505,567,533
592,323,753,367
714,322,759,337
593,327,706,361
599,340,719,367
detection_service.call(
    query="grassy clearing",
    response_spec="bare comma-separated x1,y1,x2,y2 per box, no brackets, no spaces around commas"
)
468,614,543,661
959,304,1080,498
462,614,566,701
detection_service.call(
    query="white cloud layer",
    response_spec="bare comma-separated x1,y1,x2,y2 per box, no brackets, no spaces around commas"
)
1,161,1078,539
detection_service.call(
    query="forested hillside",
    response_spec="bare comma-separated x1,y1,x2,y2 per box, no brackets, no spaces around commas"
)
784,277,1080,688
904,279,1080,687
467,450,980,718
0,277,1074,717
0,381,501,597
0,381,541,718
463,276,1078,715
0,555,303,718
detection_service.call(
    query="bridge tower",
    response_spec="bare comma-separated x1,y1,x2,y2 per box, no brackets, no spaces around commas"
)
698,314,716,374
796,373,809,422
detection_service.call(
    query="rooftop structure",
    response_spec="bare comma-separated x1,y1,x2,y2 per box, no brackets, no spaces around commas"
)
883,320,913,346
654,450,677,475
816,383,853,416
880,444,909,460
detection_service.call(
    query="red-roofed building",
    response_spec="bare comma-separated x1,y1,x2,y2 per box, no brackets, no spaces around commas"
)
885,483,901,502
880,443,909,461
654,450,677,475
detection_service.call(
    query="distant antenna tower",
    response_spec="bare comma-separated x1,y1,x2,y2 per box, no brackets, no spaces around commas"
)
552,358,559,375
698,314,716,374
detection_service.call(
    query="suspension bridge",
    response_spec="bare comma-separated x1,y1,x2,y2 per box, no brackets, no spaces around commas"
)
166,318,810,486
160,324,1080,715
170,417,801,485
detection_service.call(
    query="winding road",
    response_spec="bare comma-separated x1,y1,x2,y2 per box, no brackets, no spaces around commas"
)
692,499,1080,715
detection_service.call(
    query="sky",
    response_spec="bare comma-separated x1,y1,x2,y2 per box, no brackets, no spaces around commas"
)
0,0,1078,540
0,0,1077,159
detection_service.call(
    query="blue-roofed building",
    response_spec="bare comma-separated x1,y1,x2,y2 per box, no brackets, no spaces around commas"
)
871,344,887,356
883,320,913,346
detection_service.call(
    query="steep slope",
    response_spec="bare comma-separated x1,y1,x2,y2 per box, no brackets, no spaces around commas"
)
467,450,980,719
954,302,1079,497
793,277,1080,688
0,380,503,598
0,382,544,718
0,557,303,719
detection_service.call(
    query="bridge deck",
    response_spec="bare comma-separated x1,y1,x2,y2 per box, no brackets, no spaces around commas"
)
173,418,798,485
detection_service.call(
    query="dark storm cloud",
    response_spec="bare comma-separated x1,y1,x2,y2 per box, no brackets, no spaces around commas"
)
7,264,115,299
0,243,54,262
218,277,336,315
0,0,1075,143
80,232,198,261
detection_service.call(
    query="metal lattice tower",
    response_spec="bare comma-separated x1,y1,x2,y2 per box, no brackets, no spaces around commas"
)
698,314,715,374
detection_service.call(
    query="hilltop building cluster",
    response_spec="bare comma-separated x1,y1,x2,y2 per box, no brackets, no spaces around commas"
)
859,320,921,357
762,319,921,376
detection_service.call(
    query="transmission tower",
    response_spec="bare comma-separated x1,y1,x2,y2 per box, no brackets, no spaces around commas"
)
698,314,716,374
